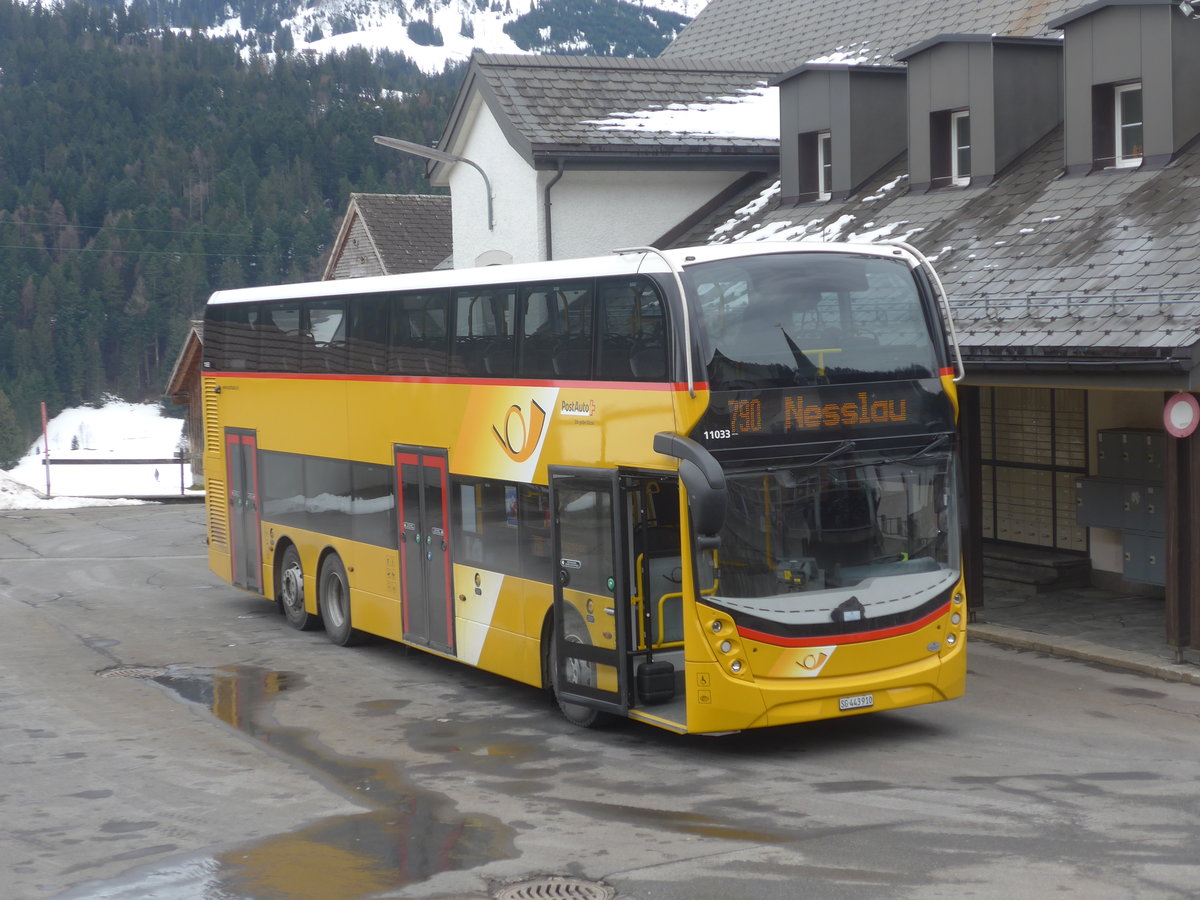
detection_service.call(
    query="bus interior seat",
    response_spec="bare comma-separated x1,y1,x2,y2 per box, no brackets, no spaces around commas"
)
484,340,514,376
521,338,557,379
453,337,491,376
553,338,591,379
597,335,634,380
630,343,667,380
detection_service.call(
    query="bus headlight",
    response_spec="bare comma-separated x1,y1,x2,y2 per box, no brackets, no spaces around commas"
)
951,612,961,625
947,633,957,645
720,640,732,653
730,660,743,673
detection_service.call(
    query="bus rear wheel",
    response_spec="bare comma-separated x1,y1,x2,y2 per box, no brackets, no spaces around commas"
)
278,545,317,631
318,553,360,646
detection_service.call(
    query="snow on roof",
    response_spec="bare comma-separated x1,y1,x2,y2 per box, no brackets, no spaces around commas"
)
583,83,779,140
806,42,885,65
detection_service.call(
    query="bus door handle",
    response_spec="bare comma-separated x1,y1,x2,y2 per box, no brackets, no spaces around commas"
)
557,569,570,587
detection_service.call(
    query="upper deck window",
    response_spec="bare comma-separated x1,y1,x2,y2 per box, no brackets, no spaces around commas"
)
689,253,939,392
204,276,669,383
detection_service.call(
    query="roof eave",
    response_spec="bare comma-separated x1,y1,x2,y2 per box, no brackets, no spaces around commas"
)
530,144,778,168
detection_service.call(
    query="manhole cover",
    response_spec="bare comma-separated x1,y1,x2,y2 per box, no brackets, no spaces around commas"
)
97,666,169,679
494,877,615,900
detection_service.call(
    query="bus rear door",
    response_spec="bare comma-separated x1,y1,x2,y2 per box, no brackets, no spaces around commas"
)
549,468,629,716
225,429,262,593
395,446,454,655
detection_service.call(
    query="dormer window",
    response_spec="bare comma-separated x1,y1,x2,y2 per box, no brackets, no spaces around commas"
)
797,129,835,202
1114,82,1143,168
951,110,972,185
773,64,906,204
1091,80,1143,169
930,108,972,187
817,131,833,200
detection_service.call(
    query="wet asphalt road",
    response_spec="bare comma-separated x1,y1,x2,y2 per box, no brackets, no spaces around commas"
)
3,503,1200,900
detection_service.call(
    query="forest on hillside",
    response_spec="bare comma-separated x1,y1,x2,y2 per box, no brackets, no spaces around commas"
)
503,0,687,55
0,0,464,465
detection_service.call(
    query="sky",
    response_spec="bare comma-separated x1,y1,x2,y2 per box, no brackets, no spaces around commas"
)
1,400,196,511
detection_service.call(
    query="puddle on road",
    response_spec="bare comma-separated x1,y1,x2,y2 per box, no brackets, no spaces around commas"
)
65,665,515,900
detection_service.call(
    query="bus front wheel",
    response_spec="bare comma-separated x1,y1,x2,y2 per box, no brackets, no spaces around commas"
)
278,545,317,631
318,554,360,647
548,627,607,729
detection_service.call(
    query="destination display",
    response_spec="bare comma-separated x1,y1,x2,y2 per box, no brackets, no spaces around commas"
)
693,379,956,458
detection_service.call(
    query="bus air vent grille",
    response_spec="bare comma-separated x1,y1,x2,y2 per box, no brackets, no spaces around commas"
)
207,478,228,548
203,380,221,453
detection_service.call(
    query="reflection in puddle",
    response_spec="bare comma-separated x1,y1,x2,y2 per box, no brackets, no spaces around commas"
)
58,665,514,900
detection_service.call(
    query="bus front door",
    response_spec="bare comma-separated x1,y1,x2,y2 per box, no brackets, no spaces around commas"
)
549,468,629,715
395,446,454,655
225,429,262,592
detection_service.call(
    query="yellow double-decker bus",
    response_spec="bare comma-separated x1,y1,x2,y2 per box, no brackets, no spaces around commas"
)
202,241,966,733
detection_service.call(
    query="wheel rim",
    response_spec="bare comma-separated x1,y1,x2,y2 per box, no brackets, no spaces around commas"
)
324,571,347,628
562,632,595,688
281,561,303,615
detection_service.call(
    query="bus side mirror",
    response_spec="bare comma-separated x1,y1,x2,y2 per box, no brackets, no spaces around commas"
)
653,432,726,548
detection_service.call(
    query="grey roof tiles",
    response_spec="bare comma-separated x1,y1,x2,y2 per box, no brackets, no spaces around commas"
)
673,122,1200,360
349,193,452,275
664,0,1079,66
469,53,782,156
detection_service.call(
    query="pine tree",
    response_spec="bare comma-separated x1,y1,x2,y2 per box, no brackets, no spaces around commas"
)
0,387,23,469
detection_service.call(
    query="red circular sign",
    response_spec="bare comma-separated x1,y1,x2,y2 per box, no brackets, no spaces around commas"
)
1164,392,1200,438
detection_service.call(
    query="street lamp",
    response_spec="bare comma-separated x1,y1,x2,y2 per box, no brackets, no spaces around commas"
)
373,135,494,230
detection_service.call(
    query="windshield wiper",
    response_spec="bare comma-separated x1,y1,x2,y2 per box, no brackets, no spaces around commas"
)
881,433,951,463
809,439,856,467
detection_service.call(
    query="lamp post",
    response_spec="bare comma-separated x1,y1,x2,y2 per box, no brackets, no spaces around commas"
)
373,135,494,231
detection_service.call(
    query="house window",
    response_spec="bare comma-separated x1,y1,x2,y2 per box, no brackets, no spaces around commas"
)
797,130,832,202
1114,83,1143,168
950,110,971,185
980,387,1087,552
930,109,970,187
1092,81,1143,169
817,131,833,200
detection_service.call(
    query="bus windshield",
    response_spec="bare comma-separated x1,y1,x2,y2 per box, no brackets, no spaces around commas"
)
689,252,939,390
711,449,959,623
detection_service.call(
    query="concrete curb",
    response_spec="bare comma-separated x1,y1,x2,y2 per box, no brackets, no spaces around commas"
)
970,623,1200,686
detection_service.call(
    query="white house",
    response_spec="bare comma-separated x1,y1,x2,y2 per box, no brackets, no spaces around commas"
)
425,53,781,268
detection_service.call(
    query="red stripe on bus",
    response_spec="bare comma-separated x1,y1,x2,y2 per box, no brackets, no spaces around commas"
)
736,602,952,648
205,371,706,392
939,367,955,376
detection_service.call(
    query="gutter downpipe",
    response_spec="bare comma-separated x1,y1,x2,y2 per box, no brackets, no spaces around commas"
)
544,159,566,260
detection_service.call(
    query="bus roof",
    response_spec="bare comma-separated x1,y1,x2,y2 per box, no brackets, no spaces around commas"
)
206,241,920,306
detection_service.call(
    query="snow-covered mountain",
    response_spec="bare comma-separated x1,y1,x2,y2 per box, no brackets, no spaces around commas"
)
287,0,700,70
40,0,702,72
